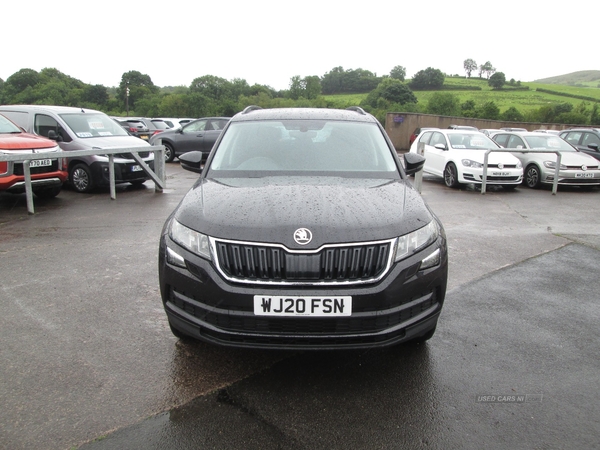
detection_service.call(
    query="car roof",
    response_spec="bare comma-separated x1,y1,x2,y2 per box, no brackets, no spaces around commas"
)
230,106,377,124
0,104,102,114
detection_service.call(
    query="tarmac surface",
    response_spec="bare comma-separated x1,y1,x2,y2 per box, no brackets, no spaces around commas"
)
1,164,599,449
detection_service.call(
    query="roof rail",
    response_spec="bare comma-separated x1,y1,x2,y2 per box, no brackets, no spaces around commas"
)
346,106,366,115
241,105,263,114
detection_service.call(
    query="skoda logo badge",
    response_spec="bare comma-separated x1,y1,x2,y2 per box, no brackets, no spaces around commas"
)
498,163,504,169
294,228,312,245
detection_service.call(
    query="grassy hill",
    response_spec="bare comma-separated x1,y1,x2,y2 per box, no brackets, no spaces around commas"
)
323,74,600,114
534,70,600,88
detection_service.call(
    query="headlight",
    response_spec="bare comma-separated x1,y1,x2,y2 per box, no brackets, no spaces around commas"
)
169,219,212,260
544,161,567,169
394,220,439,262
516,161,522,169
462,159,482,168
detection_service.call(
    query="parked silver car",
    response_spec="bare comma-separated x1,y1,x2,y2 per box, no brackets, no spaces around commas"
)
492,131,600,189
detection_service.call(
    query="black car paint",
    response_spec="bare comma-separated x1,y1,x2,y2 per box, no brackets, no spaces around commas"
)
158,107,447,349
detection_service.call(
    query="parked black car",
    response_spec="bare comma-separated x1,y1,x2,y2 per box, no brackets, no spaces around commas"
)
149,117,230,162
559,128,600,161
158,106,448,349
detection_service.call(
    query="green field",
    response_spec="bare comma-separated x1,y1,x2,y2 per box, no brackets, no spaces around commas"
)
322,77,600,114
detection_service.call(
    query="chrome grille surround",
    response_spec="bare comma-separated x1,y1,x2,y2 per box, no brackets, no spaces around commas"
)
210,237,396,286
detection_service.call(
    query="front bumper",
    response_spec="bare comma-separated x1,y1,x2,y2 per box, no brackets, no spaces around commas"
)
158,234,448,350
90,158,155,186
461,168,523,185
542,168,600,186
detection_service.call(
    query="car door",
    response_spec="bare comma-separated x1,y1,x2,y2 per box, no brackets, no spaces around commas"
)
175,119,208,153
424,131,449,177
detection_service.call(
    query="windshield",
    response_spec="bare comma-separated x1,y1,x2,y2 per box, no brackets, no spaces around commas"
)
208,120,399,178
0,114,22,134
523,135,575,152
60,113,129,139
448,133,499,150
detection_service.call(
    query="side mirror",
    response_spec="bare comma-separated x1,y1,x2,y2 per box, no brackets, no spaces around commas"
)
434,143,447,150
47,129,63,142
403,152,425,175
178,151,204,173
588,143,599,151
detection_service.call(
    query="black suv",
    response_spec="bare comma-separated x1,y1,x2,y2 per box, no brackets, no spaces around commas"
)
559,128,600,161
158,106,448,349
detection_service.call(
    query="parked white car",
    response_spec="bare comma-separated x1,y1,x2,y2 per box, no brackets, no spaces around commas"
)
409,129,523,189
491,131,600,189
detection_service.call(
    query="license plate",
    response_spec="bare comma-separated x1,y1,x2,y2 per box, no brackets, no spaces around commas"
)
30,159,52,168
492,172,510,176
131,165,143,172
253,296,352,317
575,173,594,178
140,135,149,140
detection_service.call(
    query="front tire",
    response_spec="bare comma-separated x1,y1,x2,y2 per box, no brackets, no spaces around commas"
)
70,163,94,193
524,164,542,189
444,163,460,188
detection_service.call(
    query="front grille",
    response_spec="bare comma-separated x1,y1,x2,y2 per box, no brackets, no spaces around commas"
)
214,239,392,284
13,160,59,175
486,176,520,181
489,164,518,168
168,287,439,344
115,152,150,159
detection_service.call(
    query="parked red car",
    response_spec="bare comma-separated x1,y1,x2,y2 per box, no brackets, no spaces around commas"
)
0,114,68,198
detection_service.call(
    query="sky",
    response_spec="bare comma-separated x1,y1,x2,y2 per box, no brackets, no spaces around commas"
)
3,0,598,91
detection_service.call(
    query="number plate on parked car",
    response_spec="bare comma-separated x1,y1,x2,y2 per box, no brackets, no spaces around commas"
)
492,172,510,176
575,173,594,178
253,296,352,316
131,165,143,172
30,159,52,167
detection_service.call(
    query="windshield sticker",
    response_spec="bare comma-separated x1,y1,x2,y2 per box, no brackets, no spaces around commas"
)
77,132,93,138
98,131,113,136
88,121,105,130
453,144,466,149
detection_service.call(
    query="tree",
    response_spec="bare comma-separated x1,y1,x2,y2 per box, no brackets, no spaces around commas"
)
117,71,159,110
389,65,406,81
500,106,524,122
477,101,500,120
82,85,109,106
479,61,495,79
488,72,506,89
427,92,459,116
409,67,445,90
463,59,477,78
362,78,417,109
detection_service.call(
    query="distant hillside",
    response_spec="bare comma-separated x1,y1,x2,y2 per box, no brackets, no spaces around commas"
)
534,70,600,87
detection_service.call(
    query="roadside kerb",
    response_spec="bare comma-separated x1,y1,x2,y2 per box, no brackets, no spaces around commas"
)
0,144,165,214
482,148,561,195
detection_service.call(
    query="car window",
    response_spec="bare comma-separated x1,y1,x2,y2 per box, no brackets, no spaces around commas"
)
429,132,447,148
209,120,398,176
582,132,600,147
493,134,509,147
184,120,206,133
0,114,21,133
34,114,73,142
59,113,128,139
507,135,526,149
563,132,582,145
448,133,495,150
418,131,433,144
208,119,229,131
523,136,573,151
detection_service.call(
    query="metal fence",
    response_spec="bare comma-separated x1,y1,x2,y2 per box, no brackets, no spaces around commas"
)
0,145,165,214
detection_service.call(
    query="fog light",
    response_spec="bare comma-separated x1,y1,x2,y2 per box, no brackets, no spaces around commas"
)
420,248,441,270
166,246,186,268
